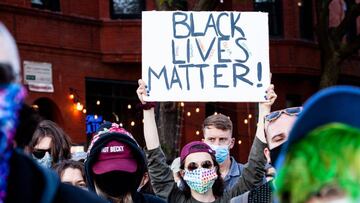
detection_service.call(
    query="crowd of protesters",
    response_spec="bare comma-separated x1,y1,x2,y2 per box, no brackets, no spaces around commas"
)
1,22,360,203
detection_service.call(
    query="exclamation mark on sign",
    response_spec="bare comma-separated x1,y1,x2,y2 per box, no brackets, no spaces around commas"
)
257,62,263,88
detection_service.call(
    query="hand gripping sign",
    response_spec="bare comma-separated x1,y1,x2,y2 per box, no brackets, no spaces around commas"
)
142,11,270,102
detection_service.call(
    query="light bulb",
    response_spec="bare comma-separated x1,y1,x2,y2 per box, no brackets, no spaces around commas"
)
76,102,83,111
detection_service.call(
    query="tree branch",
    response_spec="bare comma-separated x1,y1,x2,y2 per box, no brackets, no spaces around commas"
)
338,34,360,61
334,2,360,41
315,0,333,59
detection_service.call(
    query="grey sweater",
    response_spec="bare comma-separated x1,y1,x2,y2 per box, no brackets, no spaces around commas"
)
145,137,267,203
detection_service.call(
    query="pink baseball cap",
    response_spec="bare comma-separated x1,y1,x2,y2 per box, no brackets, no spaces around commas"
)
180,141,215,163
92,140,137,174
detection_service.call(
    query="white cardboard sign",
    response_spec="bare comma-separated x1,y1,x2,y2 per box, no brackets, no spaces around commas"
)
142,11,270,102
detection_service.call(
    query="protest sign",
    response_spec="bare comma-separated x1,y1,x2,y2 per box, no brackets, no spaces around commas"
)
142,11,270,102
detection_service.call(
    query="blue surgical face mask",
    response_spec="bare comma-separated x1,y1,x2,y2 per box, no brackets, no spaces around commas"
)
33,152,53,168
208,144,230,164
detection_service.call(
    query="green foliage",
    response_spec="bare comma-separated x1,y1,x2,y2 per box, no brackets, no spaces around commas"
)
276,123,360,203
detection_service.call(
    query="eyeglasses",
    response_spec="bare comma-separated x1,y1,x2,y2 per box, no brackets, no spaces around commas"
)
186,160,214,171
265,107,302,122
32,149,51,159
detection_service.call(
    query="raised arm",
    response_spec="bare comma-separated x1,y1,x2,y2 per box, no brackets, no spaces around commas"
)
256,84,277,143
136,79,176,200
136,79,160,150
228,85,277,197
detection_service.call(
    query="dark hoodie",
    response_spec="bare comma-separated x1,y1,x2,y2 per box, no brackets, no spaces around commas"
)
84,124,165,203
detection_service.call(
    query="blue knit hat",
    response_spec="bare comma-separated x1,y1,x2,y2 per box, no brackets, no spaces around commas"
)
275,85,360,169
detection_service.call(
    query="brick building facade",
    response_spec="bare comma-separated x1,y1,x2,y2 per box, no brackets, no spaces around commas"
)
1,0,359,162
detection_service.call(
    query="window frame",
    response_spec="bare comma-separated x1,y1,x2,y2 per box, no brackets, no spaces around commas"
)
253,0,283,37
109,0,145,20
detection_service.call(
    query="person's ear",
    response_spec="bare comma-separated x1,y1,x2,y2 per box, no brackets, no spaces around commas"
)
201,138,205,142
264,147,271,164
139,172,150,189
179,170,185,177
229,137,235,149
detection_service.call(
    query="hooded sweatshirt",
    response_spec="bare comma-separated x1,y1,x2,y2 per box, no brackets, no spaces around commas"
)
84,123,165,203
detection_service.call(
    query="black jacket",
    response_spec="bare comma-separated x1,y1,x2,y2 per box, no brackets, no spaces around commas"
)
6,149,107,203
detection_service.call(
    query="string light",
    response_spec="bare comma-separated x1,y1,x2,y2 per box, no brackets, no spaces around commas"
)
196,130,200,135
195,107,200,113
69,88,86,113
96,100,100,105
244,119,248,124
119,123,123,127
187,112,191,117
180,102,185,107
214,112,218,115
248,114,252,119
32,104,39,110
94,114,98,120
76,102,83,111
131,121,135,126
127,104,132,109
238,140,242,145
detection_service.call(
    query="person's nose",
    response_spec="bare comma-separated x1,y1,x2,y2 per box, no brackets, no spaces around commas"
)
213,139,221,146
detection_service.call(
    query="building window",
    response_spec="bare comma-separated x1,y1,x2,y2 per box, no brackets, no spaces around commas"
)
254,0,283,37
299,0,314,40
110,0,145,19
31,0,60,12
85,78,143,142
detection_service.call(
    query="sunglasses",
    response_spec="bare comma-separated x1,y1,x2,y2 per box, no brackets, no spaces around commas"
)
265,107,302,122
186,160,214,171
32,149,51,159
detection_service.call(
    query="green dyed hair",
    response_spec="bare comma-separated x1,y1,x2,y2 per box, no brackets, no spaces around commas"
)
275,123,360,203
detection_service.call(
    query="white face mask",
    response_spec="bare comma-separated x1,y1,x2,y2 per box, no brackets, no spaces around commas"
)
33,152,53,168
